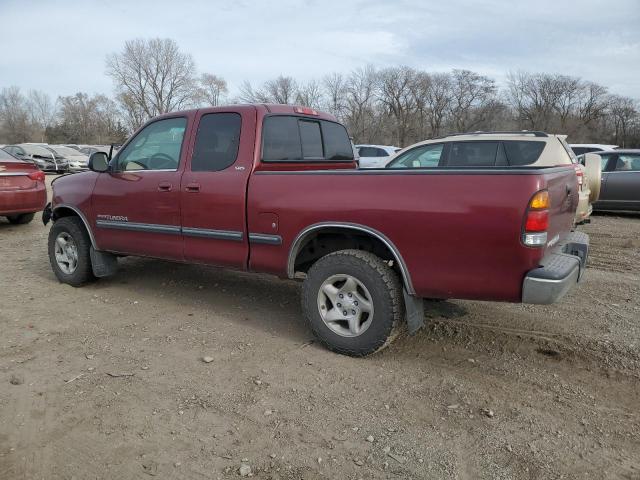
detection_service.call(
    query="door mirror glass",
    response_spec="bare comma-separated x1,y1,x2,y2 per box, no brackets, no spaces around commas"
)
89,152,109,172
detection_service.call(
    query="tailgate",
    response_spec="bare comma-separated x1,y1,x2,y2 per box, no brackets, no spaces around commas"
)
543,167,578,254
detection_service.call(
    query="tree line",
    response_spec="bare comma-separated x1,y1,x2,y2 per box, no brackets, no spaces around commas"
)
0,38,638,148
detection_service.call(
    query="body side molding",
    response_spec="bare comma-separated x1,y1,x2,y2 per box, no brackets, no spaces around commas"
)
249,233,283,245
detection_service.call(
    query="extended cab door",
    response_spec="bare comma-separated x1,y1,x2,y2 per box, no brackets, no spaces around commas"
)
180,108,255,268
91,116,189,260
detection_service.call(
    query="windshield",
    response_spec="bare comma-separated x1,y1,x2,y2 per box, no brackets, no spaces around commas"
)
51,146,83,156
22,145,53,157
0,148,22,162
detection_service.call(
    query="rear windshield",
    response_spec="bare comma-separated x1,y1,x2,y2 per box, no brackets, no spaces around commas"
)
0,148,24,162
557,137,578,164
262,116,354,162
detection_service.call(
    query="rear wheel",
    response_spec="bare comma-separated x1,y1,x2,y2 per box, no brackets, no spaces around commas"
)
7,213,35,225
301,249,404,356
48,216,95,286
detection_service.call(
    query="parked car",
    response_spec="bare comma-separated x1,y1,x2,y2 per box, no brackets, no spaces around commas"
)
570,144,618,156
48,145,89,172
3,144,67,173
581,149,640,212
355,144,401,168
0,148,47,224
386,131,601,225
44,105,589,356
43,146,72,173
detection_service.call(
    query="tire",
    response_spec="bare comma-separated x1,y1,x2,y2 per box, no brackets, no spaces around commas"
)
7,213,35,225
301,249,404,357
583,153,602,203
48,216,95,286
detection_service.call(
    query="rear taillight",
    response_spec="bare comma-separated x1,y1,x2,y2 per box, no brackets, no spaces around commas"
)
573,165,584,187
523,190,550,247
28,170,45,182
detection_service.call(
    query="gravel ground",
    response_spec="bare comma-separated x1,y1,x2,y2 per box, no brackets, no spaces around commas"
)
1,177,639,479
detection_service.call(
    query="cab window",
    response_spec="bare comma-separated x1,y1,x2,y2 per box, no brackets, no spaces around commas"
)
116,117,187,171
191,113,241,171
261,116,354,162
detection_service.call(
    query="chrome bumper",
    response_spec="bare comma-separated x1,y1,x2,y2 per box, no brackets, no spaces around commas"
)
522,231,589,304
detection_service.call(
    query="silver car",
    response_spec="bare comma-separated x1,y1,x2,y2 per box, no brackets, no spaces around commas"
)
3,144,67,173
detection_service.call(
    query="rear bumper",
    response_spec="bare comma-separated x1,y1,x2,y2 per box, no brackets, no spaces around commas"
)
0,185,47,216
521,231,589,304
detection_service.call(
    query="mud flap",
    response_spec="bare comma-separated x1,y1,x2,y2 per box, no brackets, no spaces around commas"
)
90,247,118,278
403,289,424,335
42,203,52,226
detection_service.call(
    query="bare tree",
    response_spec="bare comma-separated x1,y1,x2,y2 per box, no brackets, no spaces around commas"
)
0,86,33,143
322,72,347,120
264,76,298,104
448,70,497,132
423,73,452,137
237,81,269,103
295,80,323,109
607,95,638,147
28,90,57,141
577,81,608,126
376,66,416,146
48,93,126,144
197,73,228,107
106,38,197,127
344,66,380,143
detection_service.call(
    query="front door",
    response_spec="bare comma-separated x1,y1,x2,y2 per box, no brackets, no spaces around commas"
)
602,153,640,210
180,109,255,269
91,116,189,260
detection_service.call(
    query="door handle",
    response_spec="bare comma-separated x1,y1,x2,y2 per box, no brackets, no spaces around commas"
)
185,183,200,193
158,182,172,192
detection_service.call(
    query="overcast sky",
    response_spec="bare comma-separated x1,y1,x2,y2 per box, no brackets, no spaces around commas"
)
1,0,638,100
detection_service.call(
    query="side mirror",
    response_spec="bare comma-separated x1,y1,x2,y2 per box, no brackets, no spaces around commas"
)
88,152,109,172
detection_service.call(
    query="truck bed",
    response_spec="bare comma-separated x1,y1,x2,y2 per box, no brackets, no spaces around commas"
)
247,166,578,302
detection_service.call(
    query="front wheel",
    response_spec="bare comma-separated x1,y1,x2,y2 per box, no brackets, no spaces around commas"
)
301,249,404,356
7,213,35,225
48,216,95,286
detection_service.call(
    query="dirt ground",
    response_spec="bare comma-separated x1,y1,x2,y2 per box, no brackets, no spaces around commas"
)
1,177,639,480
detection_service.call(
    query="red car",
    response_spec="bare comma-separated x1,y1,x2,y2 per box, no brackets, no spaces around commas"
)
0,149,47,224
44,104,589,356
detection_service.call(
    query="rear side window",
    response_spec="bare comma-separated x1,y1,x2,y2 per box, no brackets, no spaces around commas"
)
262,117,302,161
571,146,600,156
358,147,389,157
615,154,640,172
191,113,242,171
448,142,499,166
322,121,354,160
503,141,546,166
262,116,354,162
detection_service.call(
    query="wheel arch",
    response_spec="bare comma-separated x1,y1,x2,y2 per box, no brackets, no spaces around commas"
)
52,204,97,249
287,222,415,295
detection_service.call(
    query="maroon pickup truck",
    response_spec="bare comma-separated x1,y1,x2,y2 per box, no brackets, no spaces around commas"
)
44,104,589,356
